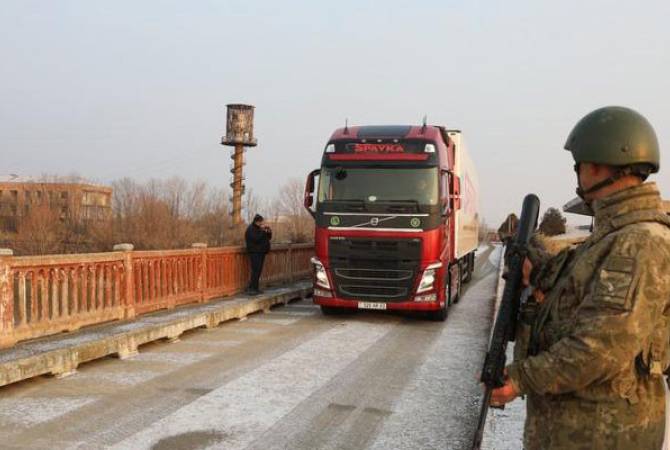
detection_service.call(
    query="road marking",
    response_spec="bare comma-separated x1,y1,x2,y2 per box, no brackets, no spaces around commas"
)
0,397,97,426
228,326,272,335
110,321,394,450
269,310,317,317
72,369,162,386
130,352,212,365
284,304,318,309
247,316,300,326
181,340,244,348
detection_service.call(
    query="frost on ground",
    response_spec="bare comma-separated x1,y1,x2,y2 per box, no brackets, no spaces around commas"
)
370,257,501,450
482,244,525,450
0,397,97,425
482,344,524,450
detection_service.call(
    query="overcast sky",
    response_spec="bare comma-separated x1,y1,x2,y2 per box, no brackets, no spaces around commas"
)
1,0,669,226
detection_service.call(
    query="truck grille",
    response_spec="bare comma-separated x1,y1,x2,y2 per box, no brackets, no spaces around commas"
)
329,237,421,302
340,285,407,298
334,268,413,281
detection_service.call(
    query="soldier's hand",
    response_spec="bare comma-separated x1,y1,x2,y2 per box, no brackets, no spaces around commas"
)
490,377,520,407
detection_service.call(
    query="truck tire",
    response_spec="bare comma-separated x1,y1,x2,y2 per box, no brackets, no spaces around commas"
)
461,259,470,284
446,272,454,308
427,280,449,322
462,254,474,284
453,263,463,304
428,300,448,321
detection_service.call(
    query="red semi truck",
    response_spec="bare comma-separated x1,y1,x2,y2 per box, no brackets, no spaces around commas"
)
303,124,479,320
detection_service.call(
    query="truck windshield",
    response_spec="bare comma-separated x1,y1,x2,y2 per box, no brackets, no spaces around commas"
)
317,167,438,207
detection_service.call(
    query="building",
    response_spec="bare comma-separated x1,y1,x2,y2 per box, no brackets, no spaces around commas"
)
0,176,112,231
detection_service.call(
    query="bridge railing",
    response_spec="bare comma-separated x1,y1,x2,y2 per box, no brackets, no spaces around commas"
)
0,243,314,349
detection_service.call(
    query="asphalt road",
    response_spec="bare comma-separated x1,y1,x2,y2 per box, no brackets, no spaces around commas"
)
0,246,502,450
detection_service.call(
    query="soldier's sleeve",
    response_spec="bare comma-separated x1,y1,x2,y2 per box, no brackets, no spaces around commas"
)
507,232,670,396
531,245,573,293
526,234,551,272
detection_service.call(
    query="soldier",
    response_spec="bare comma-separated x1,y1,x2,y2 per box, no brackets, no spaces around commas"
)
490,106,670,449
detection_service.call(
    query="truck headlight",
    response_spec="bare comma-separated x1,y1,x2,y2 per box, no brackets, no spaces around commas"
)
416,262,442,293
310,257,331,289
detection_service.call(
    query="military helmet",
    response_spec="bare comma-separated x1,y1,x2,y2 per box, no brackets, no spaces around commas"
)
564,106,660,175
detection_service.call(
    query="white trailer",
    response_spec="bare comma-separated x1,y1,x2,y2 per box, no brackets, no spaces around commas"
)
447,130,480,261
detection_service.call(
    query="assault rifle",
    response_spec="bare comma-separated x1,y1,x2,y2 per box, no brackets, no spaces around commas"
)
471,194,540,450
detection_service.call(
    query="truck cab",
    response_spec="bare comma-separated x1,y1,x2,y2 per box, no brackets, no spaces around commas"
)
304,125,479,320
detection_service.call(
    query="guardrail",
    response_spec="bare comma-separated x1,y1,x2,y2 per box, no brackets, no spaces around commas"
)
0,243,313,348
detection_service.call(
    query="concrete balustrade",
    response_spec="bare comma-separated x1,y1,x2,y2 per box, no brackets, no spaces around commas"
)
0,243,313,349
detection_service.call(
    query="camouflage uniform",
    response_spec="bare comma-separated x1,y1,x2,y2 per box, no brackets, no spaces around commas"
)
513,235,553,362
507,182,670,450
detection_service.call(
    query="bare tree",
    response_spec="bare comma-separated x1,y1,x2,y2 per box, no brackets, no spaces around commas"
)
194,186,233,246
245,188,266,224
478,218,490,244
6,176,254,254
15,204,64,255
276,178,314,243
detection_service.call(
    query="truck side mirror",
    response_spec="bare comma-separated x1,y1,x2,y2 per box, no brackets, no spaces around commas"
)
440,169,450,217
441,201,450,217
304,169,320,217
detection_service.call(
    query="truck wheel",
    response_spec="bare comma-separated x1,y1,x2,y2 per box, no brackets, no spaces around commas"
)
453,263,463,304
429,277,450,321
469,253,475,280
428,301,448,321
446,273,453,308
462,254,473,284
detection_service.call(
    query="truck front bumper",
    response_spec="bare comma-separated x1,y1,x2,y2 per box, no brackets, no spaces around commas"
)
313,295,444,311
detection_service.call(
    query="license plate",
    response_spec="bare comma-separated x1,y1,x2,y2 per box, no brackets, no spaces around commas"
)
358,301,387,310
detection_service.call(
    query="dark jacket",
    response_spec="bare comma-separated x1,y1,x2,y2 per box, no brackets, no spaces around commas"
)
245,223,272,254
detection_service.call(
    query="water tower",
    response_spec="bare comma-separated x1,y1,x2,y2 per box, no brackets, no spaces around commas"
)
221,104,257,226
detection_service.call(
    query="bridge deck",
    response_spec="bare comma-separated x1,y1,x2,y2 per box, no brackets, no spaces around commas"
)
0,282,311,387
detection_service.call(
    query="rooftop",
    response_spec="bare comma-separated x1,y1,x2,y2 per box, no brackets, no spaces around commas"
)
0,174,35,183
0,175,111,191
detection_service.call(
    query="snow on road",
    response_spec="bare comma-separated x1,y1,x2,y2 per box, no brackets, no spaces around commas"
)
369,253,501,450
109,321,395,450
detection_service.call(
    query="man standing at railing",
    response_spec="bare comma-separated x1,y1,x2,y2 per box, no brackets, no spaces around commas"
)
245,214,272,295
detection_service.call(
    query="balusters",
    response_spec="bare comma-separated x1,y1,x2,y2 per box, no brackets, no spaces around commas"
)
17,272,27,326
61,269,69,317
49,269,58,319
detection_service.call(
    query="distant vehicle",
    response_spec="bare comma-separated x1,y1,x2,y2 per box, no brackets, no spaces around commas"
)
304,124,480,320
